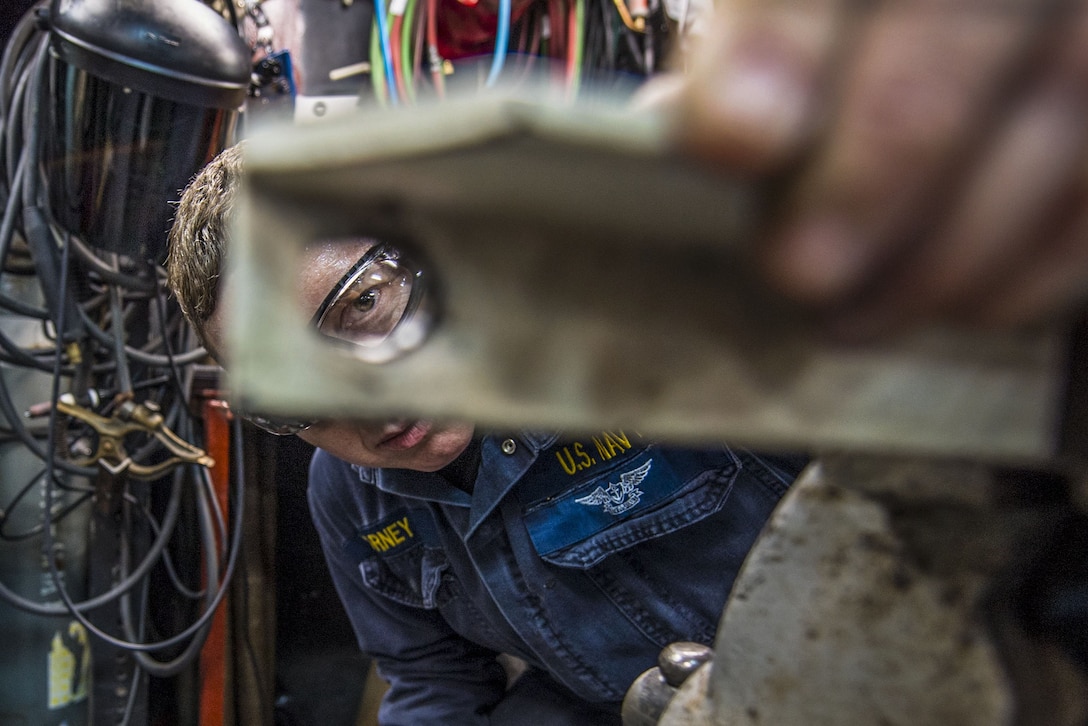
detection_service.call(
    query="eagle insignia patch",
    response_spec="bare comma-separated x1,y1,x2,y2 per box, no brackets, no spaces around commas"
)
574,459,652,515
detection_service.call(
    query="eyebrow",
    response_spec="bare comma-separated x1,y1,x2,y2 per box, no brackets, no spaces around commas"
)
309,244,388,327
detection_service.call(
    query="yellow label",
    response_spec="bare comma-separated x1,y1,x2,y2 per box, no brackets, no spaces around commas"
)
364,516,415,553
48,621,90,709
555,430,637,475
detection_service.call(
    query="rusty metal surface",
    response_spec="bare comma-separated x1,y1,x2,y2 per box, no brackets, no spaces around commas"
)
229,97,1070,465
654,457,1088,726
654,664,714,726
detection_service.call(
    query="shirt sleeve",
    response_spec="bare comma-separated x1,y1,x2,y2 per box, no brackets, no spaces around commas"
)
307,450,508,725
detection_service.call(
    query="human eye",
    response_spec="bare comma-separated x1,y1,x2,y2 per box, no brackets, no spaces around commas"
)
350,288,379,315
327,269,411,345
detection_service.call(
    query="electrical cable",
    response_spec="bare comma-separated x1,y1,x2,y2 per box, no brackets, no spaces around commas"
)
599,0,616,73
0,24,237,646
0,152,53,320
621,22,646,74
108,264,134,396
370,13,389,106
39,449,242,652
513,8,543,86
74,300,208,368
549,0,567,62
0,2,42,121
425,0,446,98
641,0,656,75
0,361,90,473
0,314,64,370
609,0,643,34
140,501,205,600
566,0,585,99
0,458,184,616
119,474,216,676
132,375,172,393
412,0,426,97
29,235,226,637
515,8,529,54
0,3,43,168
1,70,29,195
200,465,228,572
486,0,513,87
19,38,45,216
374,0,400,104
21,37,84,346
225,0,241,32
390,12,409,103
153,286,200,414
401,0,419,102
65,233,158,292
117,655,143,726
0,316,221,657
0,468,92,541
0,2,260,701
2,67,30,189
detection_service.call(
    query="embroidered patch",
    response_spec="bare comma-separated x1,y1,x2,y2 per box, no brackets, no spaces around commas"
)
348,510,421,557
344,508,441,561
363,515,415,553
520,447,742,558
574,459,651,515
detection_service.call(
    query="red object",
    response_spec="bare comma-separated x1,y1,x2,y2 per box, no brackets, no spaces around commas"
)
199,399,233,726
436,0,537,60
391,14,409,100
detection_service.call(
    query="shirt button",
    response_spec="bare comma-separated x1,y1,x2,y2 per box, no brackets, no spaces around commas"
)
501,439,517,455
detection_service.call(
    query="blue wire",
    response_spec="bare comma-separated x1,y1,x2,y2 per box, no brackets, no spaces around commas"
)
485,0,511,87
374,0,400,104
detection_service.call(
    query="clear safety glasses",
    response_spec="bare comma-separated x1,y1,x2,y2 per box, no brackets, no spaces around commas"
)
310,243,431,358
240,242,434,436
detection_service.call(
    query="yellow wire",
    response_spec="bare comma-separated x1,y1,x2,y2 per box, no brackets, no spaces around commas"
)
610,0,645,33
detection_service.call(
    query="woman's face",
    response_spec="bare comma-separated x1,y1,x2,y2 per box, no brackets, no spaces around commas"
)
206,238,475,471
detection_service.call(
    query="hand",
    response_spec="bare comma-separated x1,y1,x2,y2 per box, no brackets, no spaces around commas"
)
673,0,1088,337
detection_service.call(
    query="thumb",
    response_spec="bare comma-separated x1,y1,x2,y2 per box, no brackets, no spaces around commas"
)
671,0,847,176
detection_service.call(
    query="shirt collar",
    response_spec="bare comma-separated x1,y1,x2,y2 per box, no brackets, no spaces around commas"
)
362,431,561,519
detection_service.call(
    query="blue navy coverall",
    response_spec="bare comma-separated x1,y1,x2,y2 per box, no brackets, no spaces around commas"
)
307,429,800,725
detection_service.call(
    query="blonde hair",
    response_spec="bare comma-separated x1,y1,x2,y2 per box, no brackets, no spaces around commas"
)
166,142,244,344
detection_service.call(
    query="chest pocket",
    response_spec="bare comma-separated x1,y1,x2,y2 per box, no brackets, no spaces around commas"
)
520,446,743,568
346,508,450,608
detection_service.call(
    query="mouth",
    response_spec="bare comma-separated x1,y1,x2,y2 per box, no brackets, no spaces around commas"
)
376,420,432,451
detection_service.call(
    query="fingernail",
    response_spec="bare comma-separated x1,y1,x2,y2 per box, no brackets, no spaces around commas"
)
704,39,810,147
765,217,869,306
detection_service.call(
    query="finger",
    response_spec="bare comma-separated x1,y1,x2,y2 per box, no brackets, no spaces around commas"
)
910,84,1088,327
820,3,1088,335
969,199,1088,327
762,0,1047,308
671,0,851,175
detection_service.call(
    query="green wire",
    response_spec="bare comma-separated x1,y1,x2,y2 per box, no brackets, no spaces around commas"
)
370,16,388,107
401,0,418,102
571,0,585,98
